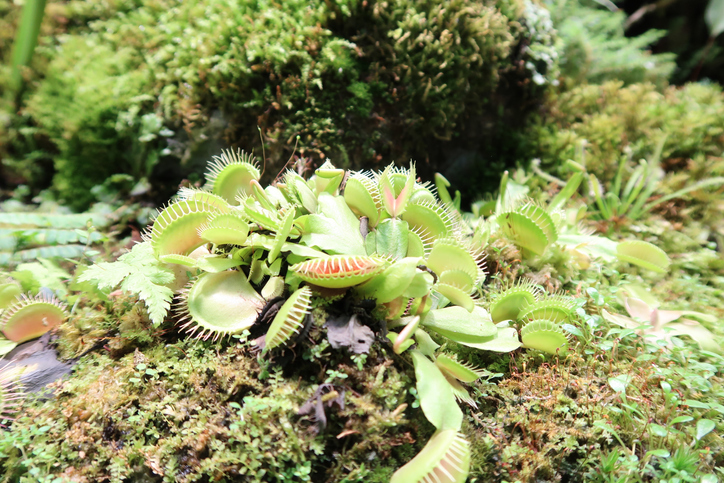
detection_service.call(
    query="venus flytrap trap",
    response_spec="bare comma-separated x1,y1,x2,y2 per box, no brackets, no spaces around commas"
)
262,286,312,352
484,167,674,278
0,281,68,356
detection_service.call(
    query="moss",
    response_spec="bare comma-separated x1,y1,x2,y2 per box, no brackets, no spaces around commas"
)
4,0,558,208
459,344,724,482
23,37,151,209
0,305,430,481
531,82,724,182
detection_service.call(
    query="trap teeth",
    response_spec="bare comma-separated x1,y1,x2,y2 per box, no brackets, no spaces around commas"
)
264,287,312,352
488,280,541,323
205,149,261,205
498,201,557,256
290,255,386,289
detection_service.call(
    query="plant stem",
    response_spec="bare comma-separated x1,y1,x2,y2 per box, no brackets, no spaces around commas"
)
9,0,47,99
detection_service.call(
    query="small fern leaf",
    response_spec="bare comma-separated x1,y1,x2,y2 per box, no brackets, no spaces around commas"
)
123,272,174,326
79,243,176,326
79,258,134,291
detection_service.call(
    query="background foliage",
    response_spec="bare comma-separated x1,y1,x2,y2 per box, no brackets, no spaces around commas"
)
1,0,561,210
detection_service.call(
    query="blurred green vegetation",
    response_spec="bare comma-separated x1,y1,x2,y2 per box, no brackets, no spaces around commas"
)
546,0,676,86
1,0,561,210
530,81,724,181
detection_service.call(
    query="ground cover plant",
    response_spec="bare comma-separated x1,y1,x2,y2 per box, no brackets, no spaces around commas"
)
0,141,720,482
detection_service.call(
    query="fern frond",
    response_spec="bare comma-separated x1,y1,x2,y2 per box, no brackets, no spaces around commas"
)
79,242,175,325
0,212,112,229
0,245,89,265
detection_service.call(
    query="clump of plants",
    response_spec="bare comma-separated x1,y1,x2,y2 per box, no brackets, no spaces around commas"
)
546,0,675,86
0,147,684,481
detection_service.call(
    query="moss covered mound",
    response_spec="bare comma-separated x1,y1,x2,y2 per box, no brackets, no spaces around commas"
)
2,303,424,483
2,0,560,209
531,81,724,181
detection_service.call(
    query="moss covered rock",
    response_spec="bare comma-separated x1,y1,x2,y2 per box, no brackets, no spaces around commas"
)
4,0,559,208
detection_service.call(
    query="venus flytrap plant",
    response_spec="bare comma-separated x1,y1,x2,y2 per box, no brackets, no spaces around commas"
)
74,150,526,481
483,166,675,276
77,146,682,481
